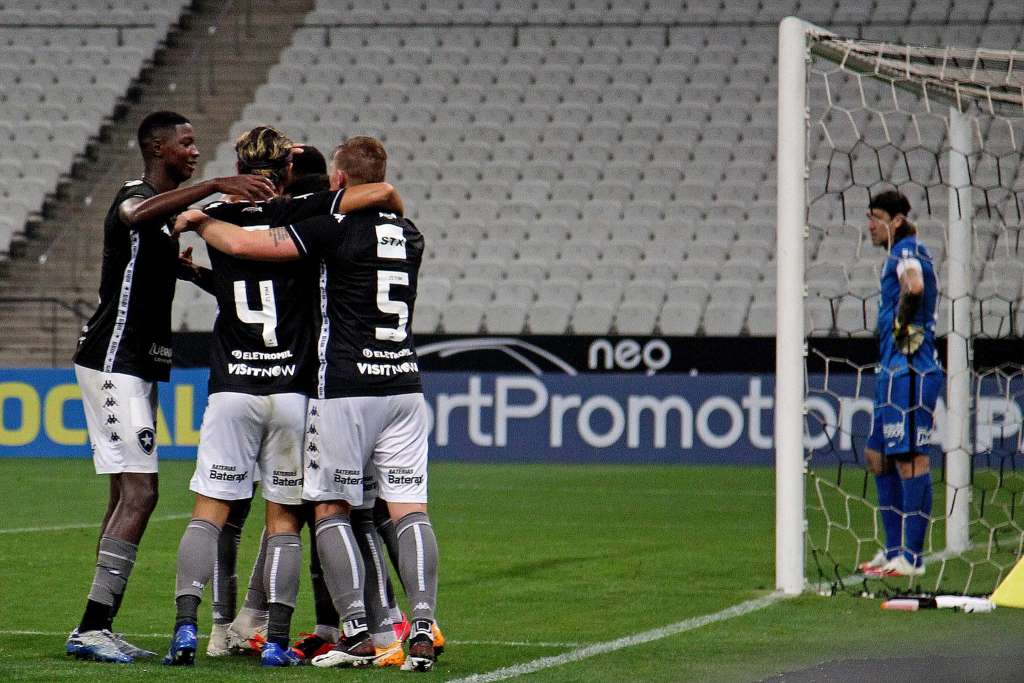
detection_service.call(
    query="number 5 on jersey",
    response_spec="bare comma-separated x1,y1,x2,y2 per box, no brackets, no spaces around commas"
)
376,223,410,343
234,280,278,348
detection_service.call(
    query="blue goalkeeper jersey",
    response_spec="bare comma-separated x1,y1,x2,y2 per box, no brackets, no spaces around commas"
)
877,235,940,371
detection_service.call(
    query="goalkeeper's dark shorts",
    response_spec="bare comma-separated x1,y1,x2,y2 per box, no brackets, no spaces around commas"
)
867,364,944,456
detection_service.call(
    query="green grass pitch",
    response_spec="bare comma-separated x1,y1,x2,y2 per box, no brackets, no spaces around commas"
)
1,458,1021,681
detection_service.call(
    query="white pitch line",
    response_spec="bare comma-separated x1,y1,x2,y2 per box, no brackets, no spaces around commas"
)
0,513,191,535
447,592,787,683
453,640,585,648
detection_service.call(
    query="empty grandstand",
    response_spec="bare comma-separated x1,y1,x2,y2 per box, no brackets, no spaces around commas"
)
0,0,1023,361
182,0,1024,338
0,0,314,366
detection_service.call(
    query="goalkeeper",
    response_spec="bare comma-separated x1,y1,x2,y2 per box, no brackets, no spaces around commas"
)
859,190,942,579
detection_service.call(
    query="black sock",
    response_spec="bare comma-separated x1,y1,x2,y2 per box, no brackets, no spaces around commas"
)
268,603,294,649
79,599,110,633
107,590,125,629
175,595,201,630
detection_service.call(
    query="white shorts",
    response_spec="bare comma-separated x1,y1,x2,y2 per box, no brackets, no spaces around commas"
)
354,462,380,511
75,365,159,475
190,392,307,506
303,393,429,506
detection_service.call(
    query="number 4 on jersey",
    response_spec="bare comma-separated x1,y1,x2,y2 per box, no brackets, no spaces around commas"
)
234,280,279,347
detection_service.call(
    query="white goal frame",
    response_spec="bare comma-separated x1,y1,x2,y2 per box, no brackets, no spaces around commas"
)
775,16,974,594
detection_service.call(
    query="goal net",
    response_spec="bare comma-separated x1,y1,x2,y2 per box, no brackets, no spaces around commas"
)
776,18,1024,597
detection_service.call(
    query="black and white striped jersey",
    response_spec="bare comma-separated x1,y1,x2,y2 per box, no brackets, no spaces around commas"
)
73,179,178,381
286,208,425,399
199,189,343,396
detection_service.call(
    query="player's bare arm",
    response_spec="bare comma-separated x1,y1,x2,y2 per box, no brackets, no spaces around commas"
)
118,175,275,227
175,210,300,261
340,182,404,215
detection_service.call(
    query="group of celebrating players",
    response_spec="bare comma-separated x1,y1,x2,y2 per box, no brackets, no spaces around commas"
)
65,110,442,671
60,102,942,672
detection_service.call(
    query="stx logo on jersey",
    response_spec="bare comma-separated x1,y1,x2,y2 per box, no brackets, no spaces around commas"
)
136,428,155,455
209,464,248,482
333,469,363,485
379,235,406,248
385,467,423,486
376,223,407,259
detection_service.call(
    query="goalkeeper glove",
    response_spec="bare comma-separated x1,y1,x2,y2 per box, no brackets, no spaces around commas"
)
893,319,924,354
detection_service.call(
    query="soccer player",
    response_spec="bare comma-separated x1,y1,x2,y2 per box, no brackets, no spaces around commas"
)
176,136,441,672
164,126,405,667
284,144,330,196
203,143,335,659
67,111,274,664
858,190,942,578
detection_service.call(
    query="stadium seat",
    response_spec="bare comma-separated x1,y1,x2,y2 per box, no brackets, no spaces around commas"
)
746,302,775,336
441,302,486,333
504,258,547,281
614,302,659,334
579,279,624,305
412,303,441,334
658,301,702,335
449,279,493,305
527,302,572,334
571,301,616,334
492,278,535,305
484,302,527,334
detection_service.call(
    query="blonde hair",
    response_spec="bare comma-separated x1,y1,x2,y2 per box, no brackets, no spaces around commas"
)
234,125,293,186
332,136,386,184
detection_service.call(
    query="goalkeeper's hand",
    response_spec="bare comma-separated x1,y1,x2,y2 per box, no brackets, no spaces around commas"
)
893,319,924,354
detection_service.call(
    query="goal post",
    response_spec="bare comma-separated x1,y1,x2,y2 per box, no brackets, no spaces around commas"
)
775,17,1022,595
945,105,973,556
775,16,810,595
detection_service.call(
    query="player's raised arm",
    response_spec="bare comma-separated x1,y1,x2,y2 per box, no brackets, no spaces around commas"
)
338,182,404,215
119,175,275,228
175,209,300,261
